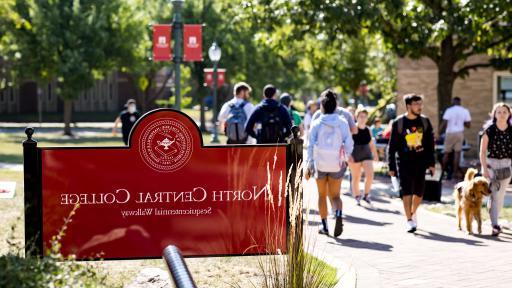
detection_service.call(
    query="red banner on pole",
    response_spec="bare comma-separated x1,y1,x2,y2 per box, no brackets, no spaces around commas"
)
204,68,226,87
152,24,172,61
183,25,203,62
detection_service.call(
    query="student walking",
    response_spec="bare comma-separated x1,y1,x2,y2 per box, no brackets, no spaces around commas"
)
439,97,471,179
306,89,354,237
245,84,292,144
479,102,512,236
348,108,379,205
303,100,319,147
312,101,358,135
217,82,255,144
387,94,435,233
113,99,141,145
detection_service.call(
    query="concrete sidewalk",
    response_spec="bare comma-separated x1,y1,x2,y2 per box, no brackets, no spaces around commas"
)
305,177,512,288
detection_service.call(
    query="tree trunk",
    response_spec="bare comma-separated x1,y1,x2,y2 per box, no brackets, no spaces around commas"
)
437,64,455,123
436,36,457,125
63,99,73,136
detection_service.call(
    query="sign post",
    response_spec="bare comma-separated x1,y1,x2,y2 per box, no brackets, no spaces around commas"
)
23,109,302,260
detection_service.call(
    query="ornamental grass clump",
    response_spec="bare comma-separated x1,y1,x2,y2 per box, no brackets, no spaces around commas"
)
244,158,338,288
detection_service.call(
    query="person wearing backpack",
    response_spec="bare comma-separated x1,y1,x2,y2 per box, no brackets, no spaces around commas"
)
218,82,255,144
245,84,292,144
387,94,436,233
305,89,354,237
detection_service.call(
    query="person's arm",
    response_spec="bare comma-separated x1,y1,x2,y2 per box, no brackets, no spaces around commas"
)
342,123,354,156
307,123,318,162
438,120,447,136
305,122,319,179
217,103,230,123
343,110,358,134
244,108,259,139
424,119,436,175
112,116,121,136
387,121,399,176
464,109,471,128
480,133,489,178
370,138,379,162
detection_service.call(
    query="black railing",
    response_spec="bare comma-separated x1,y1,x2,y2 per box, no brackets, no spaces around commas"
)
163,245,197,288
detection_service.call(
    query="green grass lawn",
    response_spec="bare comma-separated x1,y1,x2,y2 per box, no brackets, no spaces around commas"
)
426,203,512,222
0,108,229,165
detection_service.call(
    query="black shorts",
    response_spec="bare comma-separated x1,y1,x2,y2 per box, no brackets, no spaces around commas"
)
398,163,426,197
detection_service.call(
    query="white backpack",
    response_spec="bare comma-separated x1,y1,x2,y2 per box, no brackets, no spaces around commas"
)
313,123,344,172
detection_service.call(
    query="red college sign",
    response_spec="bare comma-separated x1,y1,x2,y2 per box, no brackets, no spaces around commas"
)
183,24,203,62
25,109,289,260
152,24,172,61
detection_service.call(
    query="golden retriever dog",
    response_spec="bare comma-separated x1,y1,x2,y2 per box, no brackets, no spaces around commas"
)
454,168,491,234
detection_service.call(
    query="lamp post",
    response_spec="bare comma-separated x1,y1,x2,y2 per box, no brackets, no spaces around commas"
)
208,42,221,143
171,0,184,110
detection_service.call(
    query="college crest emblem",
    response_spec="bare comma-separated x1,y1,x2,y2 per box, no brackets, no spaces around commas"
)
139,118,193,172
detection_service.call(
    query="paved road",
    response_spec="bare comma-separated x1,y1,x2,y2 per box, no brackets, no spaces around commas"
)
305,177,512,288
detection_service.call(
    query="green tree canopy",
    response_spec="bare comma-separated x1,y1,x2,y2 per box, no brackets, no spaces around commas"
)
3,0,144,135
249,0,512,121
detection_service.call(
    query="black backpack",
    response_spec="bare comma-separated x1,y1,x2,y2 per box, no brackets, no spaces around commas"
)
259,106,284,143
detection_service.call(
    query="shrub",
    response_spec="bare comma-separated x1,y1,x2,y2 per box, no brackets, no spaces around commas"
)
0,205,110,288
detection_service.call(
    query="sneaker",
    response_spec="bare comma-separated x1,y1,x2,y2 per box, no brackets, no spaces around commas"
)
412,213,417,228
406,220,416,233
334,216,344,237
492,225,501,236
319,227,329,235
355,195,361,206
363,194,371,204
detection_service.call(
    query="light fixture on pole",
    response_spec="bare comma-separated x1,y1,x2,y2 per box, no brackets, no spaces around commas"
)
208,42,222,143
171,0,184,110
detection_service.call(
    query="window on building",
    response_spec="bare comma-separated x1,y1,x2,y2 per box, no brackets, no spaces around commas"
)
0,89,4,102
498,75,512,105
10,89,14,102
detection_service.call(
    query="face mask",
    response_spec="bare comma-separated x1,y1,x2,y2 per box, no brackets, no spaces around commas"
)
128,105,136,113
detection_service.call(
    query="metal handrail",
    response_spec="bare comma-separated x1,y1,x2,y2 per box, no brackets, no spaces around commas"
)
162,245,197,288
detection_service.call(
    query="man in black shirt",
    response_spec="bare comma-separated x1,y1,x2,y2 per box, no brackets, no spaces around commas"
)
245,84,292,144
387,94,435,233
113,99,141,145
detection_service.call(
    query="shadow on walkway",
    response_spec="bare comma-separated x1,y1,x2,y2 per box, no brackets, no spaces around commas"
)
361,205,401,215
330,238,393,252
413,230,486,246
473,233,512,243
344,215,392,226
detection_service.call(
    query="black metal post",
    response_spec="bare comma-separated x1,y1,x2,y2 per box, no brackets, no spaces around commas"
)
287,126,304,198
211,62,220,143
172,0,184,110
23,127,43,256
163,245,197,288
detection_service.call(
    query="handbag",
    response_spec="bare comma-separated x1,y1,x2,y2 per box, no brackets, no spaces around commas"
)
492,166,511,180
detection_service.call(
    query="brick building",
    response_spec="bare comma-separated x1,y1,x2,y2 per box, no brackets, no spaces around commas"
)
0,71,171,116
396,55,512,157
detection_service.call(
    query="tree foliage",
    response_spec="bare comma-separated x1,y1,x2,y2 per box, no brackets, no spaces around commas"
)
1,0,143,134
248,0,512,120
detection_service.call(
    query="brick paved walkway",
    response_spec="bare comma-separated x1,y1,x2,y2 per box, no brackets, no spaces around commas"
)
305,177,512,288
